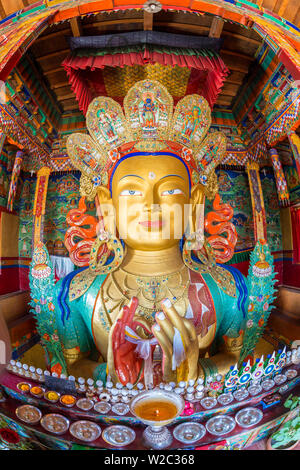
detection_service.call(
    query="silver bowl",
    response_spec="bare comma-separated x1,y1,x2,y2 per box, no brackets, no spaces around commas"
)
69,420,101,442
274,374,287,385
217,393,234,406
15,404,42,424
112,402,130,416
76,398,94,411
16,382,31,394
173,422,206,444
235,407,263,428
261,379,275,391
233,389,249,402
200,397,217,409
248,384,262,396
102,425,136,447
279,384,289,394
285,369,297,380
44,391,60,403
40,413,69,435
206,415,236,436
94,401,111,414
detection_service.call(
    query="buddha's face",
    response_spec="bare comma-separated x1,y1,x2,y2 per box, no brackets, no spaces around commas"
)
109,155,192,251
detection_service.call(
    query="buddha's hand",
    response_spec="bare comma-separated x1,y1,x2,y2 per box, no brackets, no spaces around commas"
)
110,297,153,385
152,298,199,383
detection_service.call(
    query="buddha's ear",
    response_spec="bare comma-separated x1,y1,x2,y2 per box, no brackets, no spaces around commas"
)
96,185,112,205
190,184,205,207
96,186,115,234
189,184,205,233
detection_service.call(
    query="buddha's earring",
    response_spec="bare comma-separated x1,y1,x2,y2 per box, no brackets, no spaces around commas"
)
89,228,124,275
182,237,237,297
183,202,205,252
182,238,213,273
182,200,213,273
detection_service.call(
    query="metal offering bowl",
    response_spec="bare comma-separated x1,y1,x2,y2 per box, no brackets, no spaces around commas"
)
130,389,185,427
130,389,185,449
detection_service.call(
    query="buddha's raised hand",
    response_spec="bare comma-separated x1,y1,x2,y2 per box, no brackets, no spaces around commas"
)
110,297,154,385
152,298,199,383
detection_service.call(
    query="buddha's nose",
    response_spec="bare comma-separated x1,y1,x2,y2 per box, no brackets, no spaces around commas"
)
143,191,161,212
143,202,161,213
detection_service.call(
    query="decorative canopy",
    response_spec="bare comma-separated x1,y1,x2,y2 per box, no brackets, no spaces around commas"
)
62,32,229,114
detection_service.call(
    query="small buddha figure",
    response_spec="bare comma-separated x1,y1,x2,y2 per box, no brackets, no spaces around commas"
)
30,80,275,385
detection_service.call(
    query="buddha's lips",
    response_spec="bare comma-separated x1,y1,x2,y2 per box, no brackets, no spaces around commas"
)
139,220,163,229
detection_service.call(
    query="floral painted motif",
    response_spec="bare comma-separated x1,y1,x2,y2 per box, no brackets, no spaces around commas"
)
260,172,283,252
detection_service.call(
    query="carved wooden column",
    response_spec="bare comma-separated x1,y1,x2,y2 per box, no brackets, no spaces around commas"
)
6,150,23,212
269,148,290,207
32,166,51,247
246,160,267,242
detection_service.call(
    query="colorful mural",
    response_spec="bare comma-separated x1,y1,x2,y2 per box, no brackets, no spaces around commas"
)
18,176,36,258
283,164,300,204
210,125,246,151
0,153,10,208
43,172,96,257
261,171,283,252
205,169,255,252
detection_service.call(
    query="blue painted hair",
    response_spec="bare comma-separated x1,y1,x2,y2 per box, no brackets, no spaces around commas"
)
109,151,192,196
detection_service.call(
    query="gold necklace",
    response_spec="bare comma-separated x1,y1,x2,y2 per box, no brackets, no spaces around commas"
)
107,265,190,323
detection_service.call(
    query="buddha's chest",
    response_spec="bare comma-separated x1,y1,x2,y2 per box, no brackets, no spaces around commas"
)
91,269,217,344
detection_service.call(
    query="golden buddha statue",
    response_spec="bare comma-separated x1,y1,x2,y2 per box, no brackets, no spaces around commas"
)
30,80,275,386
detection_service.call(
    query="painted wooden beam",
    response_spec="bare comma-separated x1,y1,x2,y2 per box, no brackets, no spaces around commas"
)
278,0,289,18
143,11,153,31
56,92,76,101
51,81,70,89
155,22,209,34
44,67,65,76
35,29,71,43
220,49,253,61
0,0,6,20
62,103,81,111
209,17,224,38
20,55,63,118
70,17,83,37
221,30,261,46
86,18,144,28
35,49,70,62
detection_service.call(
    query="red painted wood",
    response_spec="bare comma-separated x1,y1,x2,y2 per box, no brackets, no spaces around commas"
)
0,267,19,295
283,259,300,288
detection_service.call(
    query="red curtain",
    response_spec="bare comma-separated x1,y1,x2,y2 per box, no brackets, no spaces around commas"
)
62,50,229,115
291,206,300,263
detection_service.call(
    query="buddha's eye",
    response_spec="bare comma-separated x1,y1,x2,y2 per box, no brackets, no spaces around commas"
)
120,189,143,196
161,189,183,196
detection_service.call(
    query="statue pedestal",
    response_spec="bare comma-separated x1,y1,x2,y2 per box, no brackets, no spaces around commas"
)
0,368,299,450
